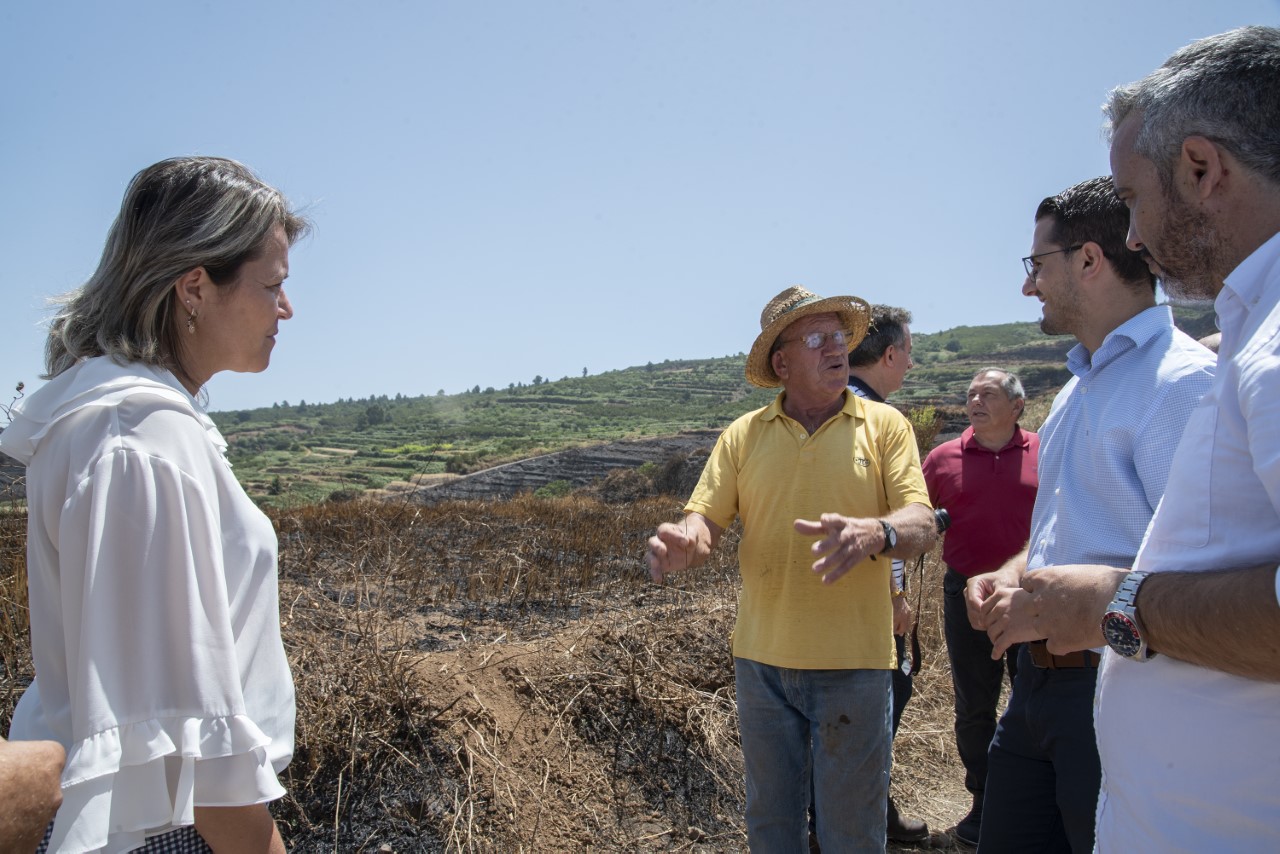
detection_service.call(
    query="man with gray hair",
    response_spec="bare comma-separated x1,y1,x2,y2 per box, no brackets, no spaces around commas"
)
922,367,1038,846
989,26,1280,850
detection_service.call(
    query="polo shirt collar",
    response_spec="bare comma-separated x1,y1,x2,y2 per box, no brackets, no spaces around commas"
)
846,375,884,402
958,424,1030,454
760,389,860,422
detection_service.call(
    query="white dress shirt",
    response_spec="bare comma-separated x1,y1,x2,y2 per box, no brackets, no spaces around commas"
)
1094,231,1280,852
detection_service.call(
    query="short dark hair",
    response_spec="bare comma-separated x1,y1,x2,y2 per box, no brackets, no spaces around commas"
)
1035,176,1154,291
849,304,912,368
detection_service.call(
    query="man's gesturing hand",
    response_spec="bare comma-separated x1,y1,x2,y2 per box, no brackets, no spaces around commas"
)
794,513,884,584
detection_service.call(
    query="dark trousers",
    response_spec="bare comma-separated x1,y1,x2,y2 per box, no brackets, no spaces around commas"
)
942,567,1016,796
891,632,912,737
978,643,1102,853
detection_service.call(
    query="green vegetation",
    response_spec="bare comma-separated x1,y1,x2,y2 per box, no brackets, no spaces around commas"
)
206,305,1216,506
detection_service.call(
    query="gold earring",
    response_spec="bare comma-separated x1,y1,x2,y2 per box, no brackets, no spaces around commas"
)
186,309,198,334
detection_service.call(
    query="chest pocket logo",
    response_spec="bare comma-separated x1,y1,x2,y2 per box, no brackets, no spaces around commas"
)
854,457,871,467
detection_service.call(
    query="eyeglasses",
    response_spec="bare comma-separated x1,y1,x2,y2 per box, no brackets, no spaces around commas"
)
1022,245,1083,279
778,329,852,350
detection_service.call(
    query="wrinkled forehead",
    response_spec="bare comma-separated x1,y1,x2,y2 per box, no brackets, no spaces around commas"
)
969,371,1008,394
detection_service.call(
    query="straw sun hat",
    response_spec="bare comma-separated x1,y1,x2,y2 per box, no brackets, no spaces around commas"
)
744,286,871,388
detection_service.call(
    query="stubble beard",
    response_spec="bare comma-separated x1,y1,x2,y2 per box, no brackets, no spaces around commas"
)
1151,189,1227,301
1038,271,1080,339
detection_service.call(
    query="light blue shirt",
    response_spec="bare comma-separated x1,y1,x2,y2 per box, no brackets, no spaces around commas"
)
1025,305,1215,572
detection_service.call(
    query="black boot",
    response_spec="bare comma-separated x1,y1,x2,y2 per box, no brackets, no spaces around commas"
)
954,792,983,847
887,795,929,843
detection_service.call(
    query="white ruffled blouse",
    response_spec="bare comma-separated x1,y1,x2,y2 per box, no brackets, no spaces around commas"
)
0,357,295,854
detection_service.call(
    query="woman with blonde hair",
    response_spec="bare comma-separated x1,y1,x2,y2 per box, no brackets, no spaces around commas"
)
1,156,309,853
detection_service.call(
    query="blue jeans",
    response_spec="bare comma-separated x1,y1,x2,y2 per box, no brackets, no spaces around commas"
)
979,644,1101,853
735,658,891,853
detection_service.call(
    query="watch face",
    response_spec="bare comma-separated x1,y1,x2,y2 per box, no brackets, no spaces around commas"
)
1103,611,1142,658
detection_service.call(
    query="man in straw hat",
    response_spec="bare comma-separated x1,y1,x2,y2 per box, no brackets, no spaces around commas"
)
646,285,937,851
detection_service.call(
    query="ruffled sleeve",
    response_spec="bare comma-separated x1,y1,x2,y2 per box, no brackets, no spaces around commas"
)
31,406,290,854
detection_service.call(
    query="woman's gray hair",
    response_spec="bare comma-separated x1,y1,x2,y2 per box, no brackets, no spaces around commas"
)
1104,26,1280,188
44,156,311,382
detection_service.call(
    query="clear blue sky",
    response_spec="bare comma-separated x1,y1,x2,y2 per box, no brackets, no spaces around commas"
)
3,1,1277,412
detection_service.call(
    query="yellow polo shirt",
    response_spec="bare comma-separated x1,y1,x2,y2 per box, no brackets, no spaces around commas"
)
686,390,930,670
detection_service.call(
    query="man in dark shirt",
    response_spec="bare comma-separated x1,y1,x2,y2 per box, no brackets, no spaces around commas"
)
846,303,927,844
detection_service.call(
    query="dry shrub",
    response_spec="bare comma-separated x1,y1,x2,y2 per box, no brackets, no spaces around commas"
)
0,510,32,723
0,488,971,852
650,450,709,498
270,494,750,851
589,450,708,505
904,405,942,459
593,467,658,504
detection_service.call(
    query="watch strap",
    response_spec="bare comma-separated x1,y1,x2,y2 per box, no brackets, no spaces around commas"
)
879,520,896,555
1104,570,1156,661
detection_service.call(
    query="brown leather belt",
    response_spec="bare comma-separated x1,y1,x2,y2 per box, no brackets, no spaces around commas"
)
1028,640,1100,670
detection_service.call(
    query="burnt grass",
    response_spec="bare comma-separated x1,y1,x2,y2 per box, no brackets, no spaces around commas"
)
2,488,972,852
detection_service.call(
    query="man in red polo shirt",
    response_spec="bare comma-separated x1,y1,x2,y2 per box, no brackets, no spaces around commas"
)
922,367,1039,845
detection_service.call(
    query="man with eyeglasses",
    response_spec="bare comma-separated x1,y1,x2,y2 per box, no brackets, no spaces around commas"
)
844,304,928,844
646,285,936,852
964,176,1214,852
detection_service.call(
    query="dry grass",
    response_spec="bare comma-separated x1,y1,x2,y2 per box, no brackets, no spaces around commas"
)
1,491,977,852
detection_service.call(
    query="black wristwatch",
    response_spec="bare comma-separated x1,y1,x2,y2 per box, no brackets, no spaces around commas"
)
1101,570,1156,661
879,520,898,555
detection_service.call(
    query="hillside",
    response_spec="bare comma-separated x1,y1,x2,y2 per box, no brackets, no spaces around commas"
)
1,306,1215,506
0,304,1219,851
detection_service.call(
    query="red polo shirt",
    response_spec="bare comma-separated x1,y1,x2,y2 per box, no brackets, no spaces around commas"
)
922,425,1039,577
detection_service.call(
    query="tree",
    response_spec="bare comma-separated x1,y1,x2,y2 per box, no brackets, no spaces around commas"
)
366,404,387,426
582,367,588,377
